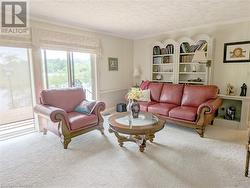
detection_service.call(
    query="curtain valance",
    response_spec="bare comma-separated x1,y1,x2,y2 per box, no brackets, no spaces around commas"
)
31,27,101,54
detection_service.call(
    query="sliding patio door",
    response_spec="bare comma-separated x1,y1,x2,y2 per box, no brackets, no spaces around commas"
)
72,52,95,100
42,49,96,100
0,46,34,129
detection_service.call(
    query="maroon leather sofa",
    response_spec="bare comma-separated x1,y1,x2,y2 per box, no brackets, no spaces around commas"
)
139,82,222,137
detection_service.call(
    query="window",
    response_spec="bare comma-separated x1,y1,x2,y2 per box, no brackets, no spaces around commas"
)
0,46,33,125
42,49,96,100
43,50,68,89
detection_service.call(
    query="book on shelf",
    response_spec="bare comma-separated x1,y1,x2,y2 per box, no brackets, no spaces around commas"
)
181,42,189,53
180,55,193,63
161,44,174,54
200,43,207,51
153,57,162,64
180,40,208,53
153,46,161,55
161,48,167,54
163,56,171,64
194,40,208,52
153,66,159,72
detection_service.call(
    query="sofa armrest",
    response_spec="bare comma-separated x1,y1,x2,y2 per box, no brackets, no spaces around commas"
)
197,98,222,115
34,104,69,124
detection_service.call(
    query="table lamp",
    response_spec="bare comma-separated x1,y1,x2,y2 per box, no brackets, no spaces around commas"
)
192,50,211,67
133,67,141,87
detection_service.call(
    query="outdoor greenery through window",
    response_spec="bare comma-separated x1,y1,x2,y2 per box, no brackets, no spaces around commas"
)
42,49,95,100
0,46,33,125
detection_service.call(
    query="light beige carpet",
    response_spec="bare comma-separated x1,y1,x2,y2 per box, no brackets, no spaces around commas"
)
0,117,250,188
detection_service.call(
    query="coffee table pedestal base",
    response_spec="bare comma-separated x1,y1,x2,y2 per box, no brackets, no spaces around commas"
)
109,128,155,152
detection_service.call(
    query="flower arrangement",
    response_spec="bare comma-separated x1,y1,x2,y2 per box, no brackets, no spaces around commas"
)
127,88,142,101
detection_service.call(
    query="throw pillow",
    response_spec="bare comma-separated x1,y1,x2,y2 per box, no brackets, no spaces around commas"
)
74,100,97,115
138,89,151,102
140,80,150,90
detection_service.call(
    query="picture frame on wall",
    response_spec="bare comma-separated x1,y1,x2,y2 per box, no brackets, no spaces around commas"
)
223,41,250,63
108,57,118,71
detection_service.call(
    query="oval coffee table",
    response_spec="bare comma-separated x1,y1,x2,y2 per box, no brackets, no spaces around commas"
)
108,112,165,152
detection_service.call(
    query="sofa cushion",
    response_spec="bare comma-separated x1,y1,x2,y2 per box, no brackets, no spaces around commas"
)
148,82,163,102
41,88,86,112
159,84,184,105
138,101,157,112
148,103,177,116
169,106,197,122
68,112,98,130
181,85,219,107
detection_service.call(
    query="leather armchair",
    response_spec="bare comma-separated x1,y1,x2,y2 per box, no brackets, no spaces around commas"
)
34,88,105,149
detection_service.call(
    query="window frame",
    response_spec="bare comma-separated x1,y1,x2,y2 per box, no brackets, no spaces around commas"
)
42,49,97,100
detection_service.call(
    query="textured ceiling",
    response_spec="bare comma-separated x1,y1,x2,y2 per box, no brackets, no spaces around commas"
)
30,0,250,39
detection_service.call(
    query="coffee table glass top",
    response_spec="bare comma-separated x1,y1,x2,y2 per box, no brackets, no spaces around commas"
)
115,112,158,127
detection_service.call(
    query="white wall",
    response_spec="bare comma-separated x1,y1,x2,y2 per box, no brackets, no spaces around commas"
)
133,21,250,96
99,35,133,109
31,20,133,109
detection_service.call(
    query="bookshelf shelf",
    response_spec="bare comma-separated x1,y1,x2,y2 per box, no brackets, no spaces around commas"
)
153,64,173,66
179,62,199,65
153,54,173,57
179,81,205,84
152,79,173,82
153,72,173,74
179,72,206,75
180,52,207,55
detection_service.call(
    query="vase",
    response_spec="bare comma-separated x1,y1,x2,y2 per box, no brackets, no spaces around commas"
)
131,100,140,118
127,99,132,112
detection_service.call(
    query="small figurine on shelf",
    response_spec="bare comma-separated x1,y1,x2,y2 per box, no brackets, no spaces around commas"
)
226,83,235,96
183,65,187,72
156,74,162,80
192,65,196,72
240,83,247,96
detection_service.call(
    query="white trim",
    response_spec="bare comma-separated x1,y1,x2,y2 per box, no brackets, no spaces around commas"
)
218,94,250,101
31,16,250,40
100,88,128,94
102,106,116,115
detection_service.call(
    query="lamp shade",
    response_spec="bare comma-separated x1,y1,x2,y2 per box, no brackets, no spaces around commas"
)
192,50,207,63
133,67,140,77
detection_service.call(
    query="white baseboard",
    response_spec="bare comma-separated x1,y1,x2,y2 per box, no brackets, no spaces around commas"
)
102,106,116,115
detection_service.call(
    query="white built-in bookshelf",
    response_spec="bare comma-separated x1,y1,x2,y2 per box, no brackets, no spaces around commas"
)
152,40,177,83
151,34,213,85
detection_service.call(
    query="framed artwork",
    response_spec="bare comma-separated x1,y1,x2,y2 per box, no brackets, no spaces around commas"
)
223,41,250,63
108,57,118,71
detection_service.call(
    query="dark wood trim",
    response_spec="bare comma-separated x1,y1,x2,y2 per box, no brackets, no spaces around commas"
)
245,130,250,177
